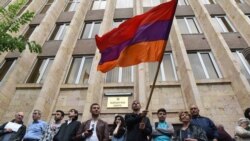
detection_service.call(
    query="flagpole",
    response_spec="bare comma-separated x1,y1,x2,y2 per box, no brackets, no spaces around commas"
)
145,42,167,111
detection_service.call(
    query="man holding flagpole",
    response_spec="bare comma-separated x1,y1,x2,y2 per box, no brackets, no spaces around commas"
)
125,100,152,141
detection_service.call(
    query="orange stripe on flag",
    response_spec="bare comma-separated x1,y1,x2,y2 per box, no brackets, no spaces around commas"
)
98,40,166,72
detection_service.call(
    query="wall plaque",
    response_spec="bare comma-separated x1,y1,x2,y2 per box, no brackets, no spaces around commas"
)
107,97,128,108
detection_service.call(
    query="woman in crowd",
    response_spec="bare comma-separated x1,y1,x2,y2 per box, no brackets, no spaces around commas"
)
111,115,126,141
235,117,250,141
173,111,207,141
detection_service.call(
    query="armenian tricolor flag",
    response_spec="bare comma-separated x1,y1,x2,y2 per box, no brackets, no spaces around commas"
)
95,0,177,73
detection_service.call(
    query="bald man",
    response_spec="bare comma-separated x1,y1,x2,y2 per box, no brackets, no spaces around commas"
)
0,112,26,141
190,105,218,141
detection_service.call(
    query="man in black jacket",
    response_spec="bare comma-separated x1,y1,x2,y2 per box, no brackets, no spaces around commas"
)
0,112,26,141
125,100,152,141
53,109,81,141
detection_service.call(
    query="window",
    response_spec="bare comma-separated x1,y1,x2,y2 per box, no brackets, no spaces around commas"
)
235,0,245,3
49,23,70,40
64,0,80,12
143,0,161,7
233,51,250,83
105,67,134,83
178,0,189,5
149,53,178,81
212,16,236,33
40,0,54,14
116,0,133,8
176,17,202,34
26,58,54,83
65,56,93,84
80,21,101,39
0,59,16,82
91,0,106,10
188,52,222,79
23,25,37,40
17,0,32,15
201,0,215,4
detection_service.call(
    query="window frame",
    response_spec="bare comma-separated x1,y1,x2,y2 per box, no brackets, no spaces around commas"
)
64,0,80,12
178,0,189,5
105,66,134,83
49,23,70,40
160,53,178,81
142,0,161,7
212,16,236,33
26,58,54,83
39,0,54,14
189,52,222,79
235,0,245,3
201,0,216,4
177,17,202,34
80,21,102,39
0,58,16,83
65,56,93,84
116,0,133,8
17,0,32,15
23,25,37,40
91,0,106,10
234,51,250,76
149,53,178,82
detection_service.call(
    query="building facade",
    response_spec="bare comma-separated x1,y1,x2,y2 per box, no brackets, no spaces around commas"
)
1,0,250,135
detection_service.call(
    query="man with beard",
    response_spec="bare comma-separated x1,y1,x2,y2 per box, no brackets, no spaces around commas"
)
53,109,81,141
74,103,109,141
125,100,152,141
42,110,64,141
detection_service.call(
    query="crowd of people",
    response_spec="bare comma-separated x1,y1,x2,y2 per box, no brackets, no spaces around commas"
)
0,102,249,141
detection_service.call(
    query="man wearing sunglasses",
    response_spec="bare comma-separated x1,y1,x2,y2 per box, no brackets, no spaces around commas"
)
0,112,26,141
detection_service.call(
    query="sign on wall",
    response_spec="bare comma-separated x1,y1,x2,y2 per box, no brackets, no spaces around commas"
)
107,97,128,108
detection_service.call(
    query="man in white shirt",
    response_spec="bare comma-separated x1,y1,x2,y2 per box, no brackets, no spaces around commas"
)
74,103,109,141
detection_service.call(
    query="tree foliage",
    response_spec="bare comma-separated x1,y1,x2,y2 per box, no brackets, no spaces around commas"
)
0,0,41,54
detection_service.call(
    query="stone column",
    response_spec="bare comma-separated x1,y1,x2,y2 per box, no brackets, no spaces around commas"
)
27,0,93,123
81,0,116,121
216,0,250,46
188,0,250,109
0,0,65,121
169,18,203,110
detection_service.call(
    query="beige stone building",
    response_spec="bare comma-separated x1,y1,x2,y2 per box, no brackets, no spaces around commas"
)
1,0,250,136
